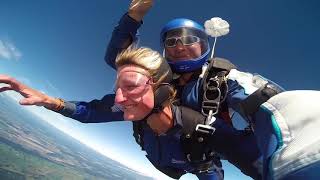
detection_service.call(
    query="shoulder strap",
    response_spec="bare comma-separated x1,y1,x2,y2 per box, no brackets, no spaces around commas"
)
207,57,237,71
239,83,283,117
201,57,236,122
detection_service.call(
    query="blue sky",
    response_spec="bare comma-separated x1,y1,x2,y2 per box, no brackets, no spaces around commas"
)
1,0,319,179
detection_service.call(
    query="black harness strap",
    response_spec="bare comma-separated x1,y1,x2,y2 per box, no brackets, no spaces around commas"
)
132,58,237,177
178,57,237,174
180,106,221,173
201,58,237,122
239,83,283,118
132,121,145,150
180,106,206,135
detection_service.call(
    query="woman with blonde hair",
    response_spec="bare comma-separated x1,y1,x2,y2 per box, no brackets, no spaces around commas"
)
0,47,225,179
0,47,173,130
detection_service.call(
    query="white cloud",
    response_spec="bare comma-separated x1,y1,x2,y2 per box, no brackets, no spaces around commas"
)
0,39,22,60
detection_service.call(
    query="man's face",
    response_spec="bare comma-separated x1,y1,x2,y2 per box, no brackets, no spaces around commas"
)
162,27,209,74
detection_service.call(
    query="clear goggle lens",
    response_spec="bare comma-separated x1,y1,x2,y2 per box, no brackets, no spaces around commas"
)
164,35,201,48
115,72,152,96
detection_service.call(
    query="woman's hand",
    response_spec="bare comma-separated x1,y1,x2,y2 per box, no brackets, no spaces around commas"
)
128,0,154,22
0,74,61,110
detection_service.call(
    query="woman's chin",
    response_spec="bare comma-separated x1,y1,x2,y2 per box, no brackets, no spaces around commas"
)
124,112,145,121
123,106,153,121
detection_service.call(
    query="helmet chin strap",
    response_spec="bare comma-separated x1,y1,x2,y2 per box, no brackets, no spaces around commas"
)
141,84,172,120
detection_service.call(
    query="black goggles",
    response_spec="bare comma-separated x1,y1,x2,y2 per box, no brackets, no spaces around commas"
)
164,35,201,48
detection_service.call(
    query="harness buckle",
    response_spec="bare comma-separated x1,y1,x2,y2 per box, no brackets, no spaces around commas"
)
207,77,220,90
201,101,219,116
196,124,216,135
206,110,217,125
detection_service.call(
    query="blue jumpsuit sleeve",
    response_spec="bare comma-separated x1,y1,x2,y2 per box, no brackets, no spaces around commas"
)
104,13,142,69
57,94,124,123
226,79,250,119
226,78,266,129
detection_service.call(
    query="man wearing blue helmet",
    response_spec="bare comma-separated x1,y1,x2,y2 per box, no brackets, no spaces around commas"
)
160,18,210,73
104,1,266,180
107,2,320,180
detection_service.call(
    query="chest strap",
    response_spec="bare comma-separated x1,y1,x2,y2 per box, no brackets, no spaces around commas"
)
180,106,222,173
201,57,236,117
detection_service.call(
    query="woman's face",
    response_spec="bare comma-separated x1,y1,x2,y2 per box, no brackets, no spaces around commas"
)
114,65,154,121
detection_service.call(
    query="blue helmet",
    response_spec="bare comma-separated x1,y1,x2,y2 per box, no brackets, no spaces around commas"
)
160,18,210,73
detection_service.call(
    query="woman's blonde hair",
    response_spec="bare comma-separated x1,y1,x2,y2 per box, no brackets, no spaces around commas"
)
115,46,176,102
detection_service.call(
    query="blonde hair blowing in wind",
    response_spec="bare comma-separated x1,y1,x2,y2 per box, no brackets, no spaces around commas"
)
115,46,171,86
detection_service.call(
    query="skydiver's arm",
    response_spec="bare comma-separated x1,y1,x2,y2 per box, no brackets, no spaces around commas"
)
57,94,124,123
226,79,248,114
104,14,142,69
0,75,124,123
104,0,153,69
226,69,284,119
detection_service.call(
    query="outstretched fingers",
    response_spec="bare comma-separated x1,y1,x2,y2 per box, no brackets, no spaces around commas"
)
19,97,42,106
0,86,13,92
0,75,22,90
0,74,15,83
0,74,47,107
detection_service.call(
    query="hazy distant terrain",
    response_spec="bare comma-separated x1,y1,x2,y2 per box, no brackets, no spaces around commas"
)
0,94,151,180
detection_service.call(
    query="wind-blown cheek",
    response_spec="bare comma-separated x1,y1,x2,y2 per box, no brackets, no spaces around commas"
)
123,95,154,121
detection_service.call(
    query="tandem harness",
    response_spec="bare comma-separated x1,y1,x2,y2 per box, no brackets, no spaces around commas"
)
178,58,236,175
132,58,235,179
132,57,281,179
